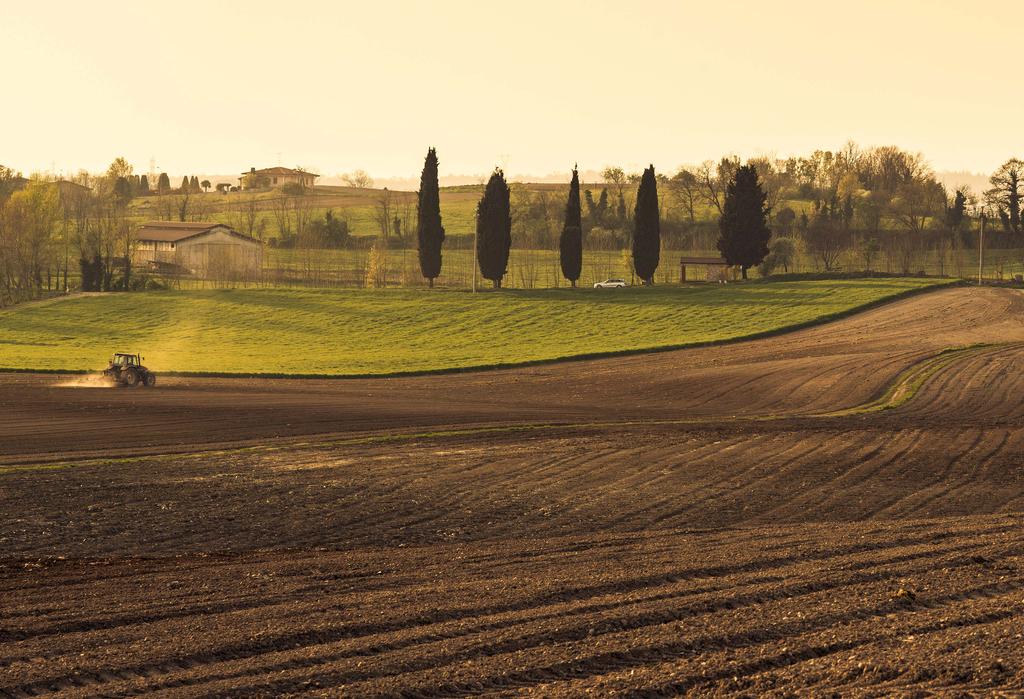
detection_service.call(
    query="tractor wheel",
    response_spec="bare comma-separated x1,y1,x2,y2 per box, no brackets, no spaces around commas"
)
123,368,140,387
144,373,156,387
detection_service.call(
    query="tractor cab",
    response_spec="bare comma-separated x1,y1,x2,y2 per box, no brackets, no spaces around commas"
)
111,353,140,368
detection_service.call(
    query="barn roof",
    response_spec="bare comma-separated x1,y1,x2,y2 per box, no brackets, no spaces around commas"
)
53,179,91,191
136,221,260,245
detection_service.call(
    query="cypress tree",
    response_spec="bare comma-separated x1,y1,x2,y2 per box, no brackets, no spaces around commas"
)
597,189,609,223
79,257,93,291
946,189,967,230
559,166,583,287
191,175,201,192
180,176,190,192
476,168,511,288
716,164,771,279
416,147,445,287
157,172,170,193
632,165,660,285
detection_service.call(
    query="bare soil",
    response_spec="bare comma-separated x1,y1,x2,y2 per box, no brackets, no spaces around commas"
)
1,286,1023,697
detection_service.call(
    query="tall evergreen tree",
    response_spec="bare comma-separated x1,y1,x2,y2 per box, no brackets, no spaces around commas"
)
559,166,583,287
632,165,660,285
717,164,771,279
946,188,967,230
416,147,445,287
157,172,170,193
190,175,201,192
476,169,511,288
180,176,190,192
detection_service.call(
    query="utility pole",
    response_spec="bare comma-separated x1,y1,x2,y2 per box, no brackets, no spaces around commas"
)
978,209,986,285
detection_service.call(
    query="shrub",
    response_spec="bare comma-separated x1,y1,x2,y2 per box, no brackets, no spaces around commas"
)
758,237,798,277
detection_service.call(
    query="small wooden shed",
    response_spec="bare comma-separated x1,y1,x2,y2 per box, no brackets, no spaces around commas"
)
679,256,731,283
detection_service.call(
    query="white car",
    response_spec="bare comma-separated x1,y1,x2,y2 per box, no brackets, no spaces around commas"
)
593,278,628,289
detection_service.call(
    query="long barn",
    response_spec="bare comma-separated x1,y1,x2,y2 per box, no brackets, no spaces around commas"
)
134,221,262,279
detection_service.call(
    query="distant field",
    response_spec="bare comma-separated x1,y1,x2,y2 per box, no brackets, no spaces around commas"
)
128,184,818,239
0,278,950,375
130,185,482,238
261,246,1024,289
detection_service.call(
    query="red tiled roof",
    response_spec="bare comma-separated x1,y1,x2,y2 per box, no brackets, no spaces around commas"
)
241,167,318,177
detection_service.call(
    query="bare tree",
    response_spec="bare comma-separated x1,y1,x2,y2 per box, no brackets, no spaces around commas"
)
293,192,315,239
891,180,944,235
668,167,700,223
189,192,211,222
373,187,393,239
803,213,846,271
115,206,136,289
155,193,177,221
342,170,374,189
695,157,739,215
747,156,790,212
271,195,294,242
234,194,261,239
174,188,192,222
601,166,627,199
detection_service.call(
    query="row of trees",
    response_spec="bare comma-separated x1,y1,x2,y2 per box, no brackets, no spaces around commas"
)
413,149,772,288
668,150,1023,245
409,146,1022,288
3,147,1021,302
103,157,212,201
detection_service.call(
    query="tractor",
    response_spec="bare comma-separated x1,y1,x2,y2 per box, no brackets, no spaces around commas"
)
103,353,157,387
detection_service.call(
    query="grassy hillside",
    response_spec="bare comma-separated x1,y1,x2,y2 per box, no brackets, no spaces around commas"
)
129,185,482,238
128,184,817,239
0,278,950,376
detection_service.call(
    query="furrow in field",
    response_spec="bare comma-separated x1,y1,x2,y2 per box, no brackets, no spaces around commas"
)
4,521,1018,697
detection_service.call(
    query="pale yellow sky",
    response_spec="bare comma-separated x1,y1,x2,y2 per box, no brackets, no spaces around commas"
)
3,0,1020,179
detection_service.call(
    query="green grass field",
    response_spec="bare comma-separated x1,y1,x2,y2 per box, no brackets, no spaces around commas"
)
128,184,817,239
0,278,951,376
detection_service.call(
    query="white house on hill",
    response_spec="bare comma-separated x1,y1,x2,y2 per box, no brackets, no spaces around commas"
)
240,166,318,190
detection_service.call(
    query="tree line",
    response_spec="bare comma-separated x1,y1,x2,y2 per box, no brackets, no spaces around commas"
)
409,145,1024,287
2,145,1022,303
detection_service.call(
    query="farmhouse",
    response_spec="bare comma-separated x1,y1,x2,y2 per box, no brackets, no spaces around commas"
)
52,179,90,200
679,256,733,283
134,221,262,279
240,166,318,190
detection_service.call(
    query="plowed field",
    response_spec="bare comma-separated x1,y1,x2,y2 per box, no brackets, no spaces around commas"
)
2,285,1024,697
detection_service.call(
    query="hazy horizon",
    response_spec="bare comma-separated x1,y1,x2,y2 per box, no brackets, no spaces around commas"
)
4,1,1021,179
